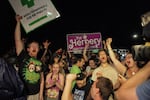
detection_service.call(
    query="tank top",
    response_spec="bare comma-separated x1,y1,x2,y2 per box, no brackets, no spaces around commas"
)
46,73,60,99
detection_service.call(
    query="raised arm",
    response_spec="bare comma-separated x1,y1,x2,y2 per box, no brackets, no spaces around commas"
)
106,38,126,75
83,43,89,62
14,15,24,56
102,40,107,50
41,40,51,61
61,74,77,100
116,61,150,100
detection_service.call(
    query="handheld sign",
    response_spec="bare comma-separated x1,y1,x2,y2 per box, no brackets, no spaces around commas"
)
8,0,60,33
67,32,103,53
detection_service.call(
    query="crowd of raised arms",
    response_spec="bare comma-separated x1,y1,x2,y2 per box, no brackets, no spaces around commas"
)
0,14,150,100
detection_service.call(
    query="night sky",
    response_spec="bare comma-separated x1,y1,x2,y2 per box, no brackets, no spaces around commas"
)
0,0,150,55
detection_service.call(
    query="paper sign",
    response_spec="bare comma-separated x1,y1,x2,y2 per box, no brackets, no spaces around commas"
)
8,0,60,33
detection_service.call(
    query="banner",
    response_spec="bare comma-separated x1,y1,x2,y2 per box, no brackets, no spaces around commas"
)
8,0,60,33
67,32,103,53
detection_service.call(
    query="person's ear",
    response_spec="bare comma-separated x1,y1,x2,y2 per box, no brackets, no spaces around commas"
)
27,48,30,52
95,87,100,94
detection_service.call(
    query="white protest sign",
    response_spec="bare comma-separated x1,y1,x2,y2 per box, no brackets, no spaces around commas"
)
8,0,60,33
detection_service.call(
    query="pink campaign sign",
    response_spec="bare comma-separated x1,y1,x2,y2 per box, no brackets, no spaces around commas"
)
67,32,103,52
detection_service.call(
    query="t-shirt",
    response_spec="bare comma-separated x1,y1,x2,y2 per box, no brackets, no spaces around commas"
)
70,65,81,74
17,50,43,95
136,79,150,100
92,64,118,86
70,65,81,88
72,80,92,100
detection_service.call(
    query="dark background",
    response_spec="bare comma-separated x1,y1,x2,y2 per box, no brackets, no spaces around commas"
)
0,0,150,55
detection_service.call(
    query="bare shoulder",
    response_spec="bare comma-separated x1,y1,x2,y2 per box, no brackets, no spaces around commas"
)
59,73,65,78
46,72,52,78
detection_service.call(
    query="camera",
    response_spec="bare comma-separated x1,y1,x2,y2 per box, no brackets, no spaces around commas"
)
131,11,150,67
131,45,150,61
76,73,86,80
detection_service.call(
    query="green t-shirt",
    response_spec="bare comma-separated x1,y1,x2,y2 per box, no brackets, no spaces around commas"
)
70,65,81,88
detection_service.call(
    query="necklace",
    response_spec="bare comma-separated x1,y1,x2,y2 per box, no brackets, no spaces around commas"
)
130,68,139,76
132,71,136,75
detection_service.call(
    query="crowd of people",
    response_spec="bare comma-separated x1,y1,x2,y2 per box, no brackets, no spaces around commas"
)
0,14,150,100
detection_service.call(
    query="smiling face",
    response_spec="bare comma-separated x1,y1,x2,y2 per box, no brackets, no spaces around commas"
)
52,63,60,74
89,59,96,68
